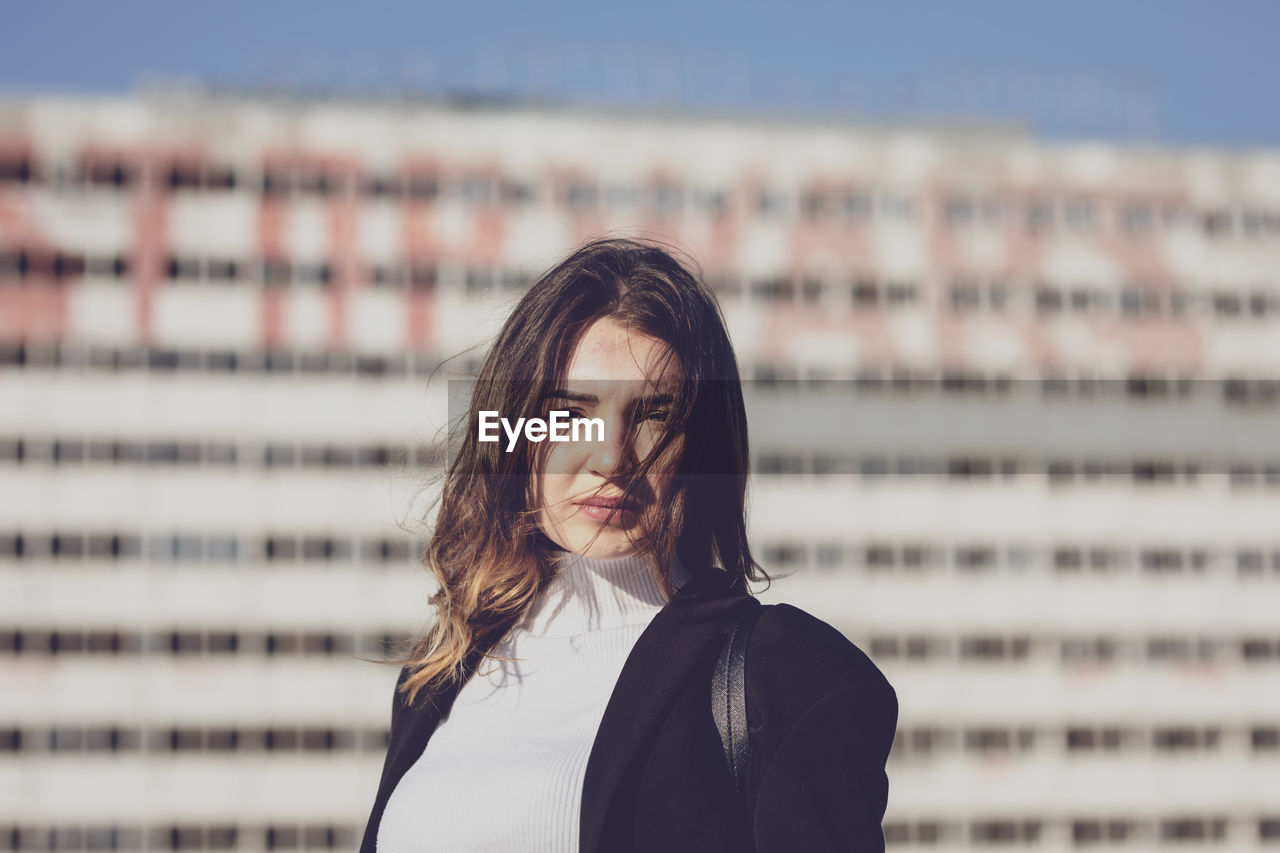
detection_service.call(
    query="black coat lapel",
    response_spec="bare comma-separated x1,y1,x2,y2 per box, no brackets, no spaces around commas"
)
358,646,490,853
579,575,757,853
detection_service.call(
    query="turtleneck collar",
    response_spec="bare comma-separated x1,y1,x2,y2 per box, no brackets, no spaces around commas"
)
512,551,693,639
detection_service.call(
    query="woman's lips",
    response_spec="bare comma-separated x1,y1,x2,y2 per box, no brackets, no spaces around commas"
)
575,498,640,525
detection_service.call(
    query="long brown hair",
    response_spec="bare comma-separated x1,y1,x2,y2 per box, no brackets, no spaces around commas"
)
399,237,768,705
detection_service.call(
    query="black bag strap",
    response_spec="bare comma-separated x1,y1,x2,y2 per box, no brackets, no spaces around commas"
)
712,603,763,800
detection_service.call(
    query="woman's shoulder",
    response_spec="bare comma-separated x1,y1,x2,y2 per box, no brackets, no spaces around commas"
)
742,602,899,849
745,601,897,728
750,602,889,682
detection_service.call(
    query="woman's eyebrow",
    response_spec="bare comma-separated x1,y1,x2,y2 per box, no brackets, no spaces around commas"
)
541,389,598,403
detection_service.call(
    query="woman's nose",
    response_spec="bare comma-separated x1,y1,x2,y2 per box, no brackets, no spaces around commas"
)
587,414,629,476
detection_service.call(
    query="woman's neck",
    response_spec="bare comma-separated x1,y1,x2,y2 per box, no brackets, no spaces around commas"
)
512,551,692,638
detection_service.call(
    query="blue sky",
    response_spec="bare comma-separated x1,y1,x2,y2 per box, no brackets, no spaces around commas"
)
1,0,1276,147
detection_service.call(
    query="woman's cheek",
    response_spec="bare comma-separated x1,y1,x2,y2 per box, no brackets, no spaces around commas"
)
539,443,575,476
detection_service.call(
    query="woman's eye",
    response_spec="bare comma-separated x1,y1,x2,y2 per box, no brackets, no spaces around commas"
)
645,410,670,423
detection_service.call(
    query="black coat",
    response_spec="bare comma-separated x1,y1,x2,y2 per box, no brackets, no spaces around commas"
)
360,572,899,852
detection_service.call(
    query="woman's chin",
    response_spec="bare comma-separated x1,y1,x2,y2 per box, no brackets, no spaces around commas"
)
566,530,642,560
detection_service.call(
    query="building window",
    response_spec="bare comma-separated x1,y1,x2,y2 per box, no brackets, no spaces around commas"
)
0,155,33,184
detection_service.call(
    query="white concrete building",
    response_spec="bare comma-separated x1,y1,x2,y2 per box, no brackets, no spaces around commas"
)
1,86,1279,851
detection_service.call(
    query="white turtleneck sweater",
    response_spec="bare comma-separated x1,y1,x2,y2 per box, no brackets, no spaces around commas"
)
377,551,692,853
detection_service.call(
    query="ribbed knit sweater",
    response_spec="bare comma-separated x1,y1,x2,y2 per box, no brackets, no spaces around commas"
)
377,551,693,852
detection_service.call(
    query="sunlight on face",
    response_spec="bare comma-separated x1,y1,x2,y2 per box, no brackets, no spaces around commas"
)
531,317,683,559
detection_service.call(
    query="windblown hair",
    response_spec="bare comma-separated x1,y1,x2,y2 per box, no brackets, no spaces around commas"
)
399,237,768,706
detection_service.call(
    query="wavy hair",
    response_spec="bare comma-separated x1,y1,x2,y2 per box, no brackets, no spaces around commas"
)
398,237,768,706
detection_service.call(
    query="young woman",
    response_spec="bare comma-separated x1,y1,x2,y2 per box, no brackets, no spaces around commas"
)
361,238,898,852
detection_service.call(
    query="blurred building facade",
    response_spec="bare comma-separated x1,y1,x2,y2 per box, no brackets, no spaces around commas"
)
1,87,1279,851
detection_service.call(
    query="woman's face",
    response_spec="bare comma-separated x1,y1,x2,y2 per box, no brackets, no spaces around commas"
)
531,316,683,559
